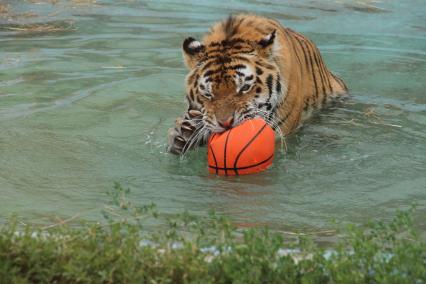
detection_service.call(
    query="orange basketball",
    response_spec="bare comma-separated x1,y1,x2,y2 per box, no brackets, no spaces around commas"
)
207,118,275,176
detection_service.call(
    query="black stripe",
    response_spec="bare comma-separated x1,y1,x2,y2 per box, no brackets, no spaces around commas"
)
331,73,348,91
277,110,292,126
266,74,273,96
256,60,275,70
275,82,291,121
294,36,310,74
216,48,254,54
240,109,252,116
202,67,225,76
223,129,232,176
203,64,247,76
264,74,274,109
204,52,246,59
284,29,303,67
231,45,244,50
209,38,248,47
312,44,333,104
296,39,317,109
314,45,332,94
205,49,254,57
295,39,315,110
276,74,281,94
228,64,246,70
311,46,327,104
187,71,197,84
233,123,268,174
263,63,275,70
232,55,251,62
210,154,274,172
201,60,215,71
275,80,293,126
204,70,214,77
303,41,319,102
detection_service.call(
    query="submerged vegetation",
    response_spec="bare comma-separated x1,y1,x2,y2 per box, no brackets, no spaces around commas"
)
0,183,424,283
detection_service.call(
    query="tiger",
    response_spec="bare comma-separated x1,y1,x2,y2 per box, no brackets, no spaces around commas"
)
168,14,348,155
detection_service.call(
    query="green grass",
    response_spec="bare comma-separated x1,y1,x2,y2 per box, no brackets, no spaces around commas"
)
0,183,425,283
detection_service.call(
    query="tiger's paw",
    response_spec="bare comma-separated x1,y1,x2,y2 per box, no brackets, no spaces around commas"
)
167,110,203,155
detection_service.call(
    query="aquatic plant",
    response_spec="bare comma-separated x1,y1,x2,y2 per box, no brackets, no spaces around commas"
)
0,184,424,283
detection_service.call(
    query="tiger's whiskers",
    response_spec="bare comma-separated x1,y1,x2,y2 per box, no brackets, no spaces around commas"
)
253,109,287,154
180,124,208,159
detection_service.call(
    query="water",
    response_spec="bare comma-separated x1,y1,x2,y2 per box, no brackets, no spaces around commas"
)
0,0,425,231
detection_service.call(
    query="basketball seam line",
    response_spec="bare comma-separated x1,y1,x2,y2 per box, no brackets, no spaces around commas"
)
233,122,268,175
223,129,232,176
209,144,218,175
209,154,274,171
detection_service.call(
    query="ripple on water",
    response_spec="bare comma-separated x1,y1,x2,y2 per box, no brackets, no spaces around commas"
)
0,0,425,233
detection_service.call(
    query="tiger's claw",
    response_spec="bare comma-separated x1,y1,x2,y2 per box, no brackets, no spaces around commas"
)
167,110,203,155
188,109,202,118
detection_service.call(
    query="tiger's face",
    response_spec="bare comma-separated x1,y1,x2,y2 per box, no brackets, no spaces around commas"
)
182,31,284,134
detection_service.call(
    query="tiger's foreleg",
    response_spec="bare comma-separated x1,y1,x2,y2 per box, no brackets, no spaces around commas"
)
167,110,204,155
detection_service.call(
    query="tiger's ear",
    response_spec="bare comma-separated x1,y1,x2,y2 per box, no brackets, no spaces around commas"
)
256,30,277,58
182,37,205,69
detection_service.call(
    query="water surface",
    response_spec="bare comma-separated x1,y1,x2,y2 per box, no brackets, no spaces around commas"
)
0,0,425,231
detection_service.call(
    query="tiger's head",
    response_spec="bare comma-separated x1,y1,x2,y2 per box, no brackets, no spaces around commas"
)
182,17,285,137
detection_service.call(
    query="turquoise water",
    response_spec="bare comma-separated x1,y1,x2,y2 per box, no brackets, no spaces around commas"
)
0,0,425,231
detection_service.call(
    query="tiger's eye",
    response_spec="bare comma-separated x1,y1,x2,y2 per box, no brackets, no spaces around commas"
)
202,92,213,100
240,84,251,93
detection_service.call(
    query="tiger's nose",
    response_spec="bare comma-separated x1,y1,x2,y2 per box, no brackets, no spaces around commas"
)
218,116,234,129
